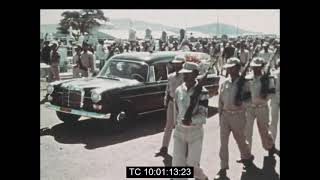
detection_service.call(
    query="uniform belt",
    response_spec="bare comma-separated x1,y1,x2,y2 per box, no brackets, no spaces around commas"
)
249,104,268,108
177,124,203,128
222,109,244,114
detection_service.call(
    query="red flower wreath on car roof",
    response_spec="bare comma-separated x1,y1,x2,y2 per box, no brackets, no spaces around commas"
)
185,53,201,64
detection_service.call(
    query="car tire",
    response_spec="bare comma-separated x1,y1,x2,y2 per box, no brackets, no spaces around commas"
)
110,106,136,131
56,111,80,124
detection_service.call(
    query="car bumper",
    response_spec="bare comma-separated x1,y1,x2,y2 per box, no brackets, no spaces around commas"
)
45,103,111,119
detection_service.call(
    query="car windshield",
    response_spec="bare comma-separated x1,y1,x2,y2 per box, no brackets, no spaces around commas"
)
97,59,149,82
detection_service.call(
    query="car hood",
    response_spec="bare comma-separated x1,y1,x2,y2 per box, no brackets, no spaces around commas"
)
58,77,142,94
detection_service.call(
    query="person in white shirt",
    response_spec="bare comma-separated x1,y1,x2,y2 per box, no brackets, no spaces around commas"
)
238,43,250,67
155,55,185,157
172,61,209,180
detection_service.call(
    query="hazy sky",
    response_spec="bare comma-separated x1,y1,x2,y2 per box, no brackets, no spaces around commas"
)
41,9,280,34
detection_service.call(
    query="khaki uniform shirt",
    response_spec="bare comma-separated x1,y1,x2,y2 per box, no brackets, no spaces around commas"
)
219,77,250,112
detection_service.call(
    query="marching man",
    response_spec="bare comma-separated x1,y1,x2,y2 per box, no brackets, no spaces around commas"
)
155,55,185,156
172,60,209,180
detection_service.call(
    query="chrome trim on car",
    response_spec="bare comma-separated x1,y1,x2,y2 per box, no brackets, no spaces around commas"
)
110,59,148,65
138,108,165,115
45,103,111,119
148,65,156,82
80,89,85,108
120,91,164,99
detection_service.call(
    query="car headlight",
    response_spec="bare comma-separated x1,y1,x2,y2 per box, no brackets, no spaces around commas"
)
47,85,54,95
91,92,102,103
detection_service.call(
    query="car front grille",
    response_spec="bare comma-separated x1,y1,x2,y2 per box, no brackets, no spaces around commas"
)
52,88,83,109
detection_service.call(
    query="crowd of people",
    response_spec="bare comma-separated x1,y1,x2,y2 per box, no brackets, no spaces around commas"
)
40,28,280,83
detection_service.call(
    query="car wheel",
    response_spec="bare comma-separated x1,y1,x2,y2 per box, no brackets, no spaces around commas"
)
111,106,136,131
56,111,80,124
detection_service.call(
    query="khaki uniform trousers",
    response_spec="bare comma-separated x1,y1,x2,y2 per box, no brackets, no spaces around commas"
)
162,100,175,148
48,62,60,82
245,104,274,151
219,110,252,169
269,96,280,142
172,125,208,180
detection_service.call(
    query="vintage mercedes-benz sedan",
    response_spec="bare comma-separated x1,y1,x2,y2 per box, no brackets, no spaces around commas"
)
45,51,220,129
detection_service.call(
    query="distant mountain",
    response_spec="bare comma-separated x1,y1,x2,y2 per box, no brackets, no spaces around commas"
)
109,18,180,33
110,19,261,35
40,19,261,36
186,23,259,36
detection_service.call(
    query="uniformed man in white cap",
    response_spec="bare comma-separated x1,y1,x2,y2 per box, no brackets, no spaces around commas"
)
269,58,280,143
214,57,254,180
155,55,185,156
244,57,280,157
172,61,209,180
